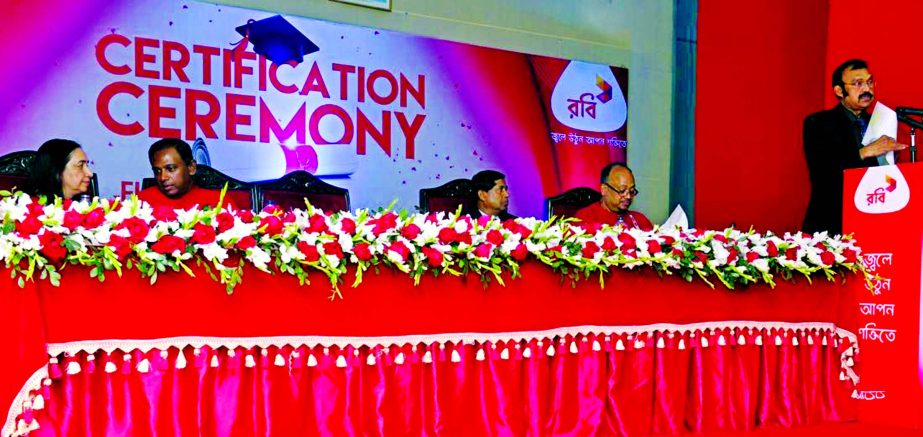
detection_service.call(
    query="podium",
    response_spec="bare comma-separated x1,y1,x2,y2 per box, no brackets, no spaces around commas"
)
843,162,923,428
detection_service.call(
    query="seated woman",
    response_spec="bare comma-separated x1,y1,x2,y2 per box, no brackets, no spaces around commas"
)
24,139,94,200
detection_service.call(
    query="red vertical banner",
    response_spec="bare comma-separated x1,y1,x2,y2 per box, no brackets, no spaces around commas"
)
843,162,923,429
528,56,628,190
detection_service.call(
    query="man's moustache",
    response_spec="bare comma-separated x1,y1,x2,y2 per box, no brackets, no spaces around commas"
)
860,92,874,100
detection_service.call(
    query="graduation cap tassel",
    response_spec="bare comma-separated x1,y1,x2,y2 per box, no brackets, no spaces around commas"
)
230,19,254,59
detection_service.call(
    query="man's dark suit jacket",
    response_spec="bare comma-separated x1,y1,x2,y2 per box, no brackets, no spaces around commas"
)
802,104,878,235
464,206,518,221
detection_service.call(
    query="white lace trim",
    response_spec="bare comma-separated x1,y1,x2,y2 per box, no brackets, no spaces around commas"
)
2,365,46,437
45,321,856,356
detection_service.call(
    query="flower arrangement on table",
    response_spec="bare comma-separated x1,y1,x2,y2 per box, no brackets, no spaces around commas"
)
0,191,868,299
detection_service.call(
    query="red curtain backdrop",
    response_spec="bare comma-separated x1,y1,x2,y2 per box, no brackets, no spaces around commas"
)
695,0,830,232
30,331,854,436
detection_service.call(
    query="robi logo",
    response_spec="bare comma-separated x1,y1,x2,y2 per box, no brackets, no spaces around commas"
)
550,61,627,132
855,166,910,214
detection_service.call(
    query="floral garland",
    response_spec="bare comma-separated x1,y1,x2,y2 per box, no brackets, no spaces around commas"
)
0,191,868,299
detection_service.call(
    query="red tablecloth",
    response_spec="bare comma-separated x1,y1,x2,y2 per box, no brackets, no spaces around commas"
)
2,262,861,436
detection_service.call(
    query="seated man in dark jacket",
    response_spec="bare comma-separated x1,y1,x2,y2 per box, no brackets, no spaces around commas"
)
466,170,517,221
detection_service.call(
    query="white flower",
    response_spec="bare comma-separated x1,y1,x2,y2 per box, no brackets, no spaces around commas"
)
199,243,229,263
246,247,271,269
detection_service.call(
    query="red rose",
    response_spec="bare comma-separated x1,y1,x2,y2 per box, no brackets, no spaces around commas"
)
515,224,532,239
820,251,836,266
63,210,85,231
322,241,343,259
486,229,505,246
388,241,410,261
259,215,284,236
671,248,684,258
548,245,563,255
425,214,438,224
261,204,282,215
474,243,492,258
511,243,528,261
192,223,217,245
152,206,177,222
457,232,473,245
84,208,106,229
767,241,779,257
151,235,186,255
237,210,255,223
785,248,798,261
340,217,357,234
16,215,43,236
117,217,150,244
746,252,759,263
617,233,636,251
602,237,616,252
646,240,662,254
308,214,328,233
582,241,600,259
282,212,297,224
843,248,858,263
216,212,235,233
727,247,739,263
476,215,491,227
660,235,676,246
237,236,257,250
422,247,444,267
371,213,398,237
297,241,321,262
714,234,727,243
694,251,708,264
353,242,373,261
438,228,457,244
502,221,518,232
815,242,827,250
38,231,66,263
401,224,421,240
107,235,132,260
26,201,44,216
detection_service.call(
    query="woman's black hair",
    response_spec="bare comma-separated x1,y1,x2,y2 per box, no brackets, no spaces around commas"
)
25,139,82,198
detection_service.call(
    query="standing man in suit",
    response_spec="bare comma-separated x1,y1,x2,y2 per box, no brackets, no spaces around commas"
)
468,170,517,221
802,59,906,234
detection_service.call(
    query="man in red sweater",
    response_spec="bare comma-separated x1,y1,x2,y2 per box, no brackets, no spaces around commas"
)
575,162,653,231
138,138,237,210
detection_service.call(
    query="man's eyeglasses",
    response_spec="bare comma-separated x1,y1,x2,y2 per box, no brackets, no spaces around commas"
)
845,77,875,89
604,182,639,197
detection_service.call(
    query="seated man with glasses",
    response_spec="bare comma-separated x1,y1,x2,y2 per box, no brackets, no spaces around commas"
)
802,59,906,235
575,162,653,231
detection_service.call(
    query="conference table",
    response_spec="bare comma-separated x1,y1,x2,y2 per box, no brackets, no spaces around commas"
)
2,261,859,436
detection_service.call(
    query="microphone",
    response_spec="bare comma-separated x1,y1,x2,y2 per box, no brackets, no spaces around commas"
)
897,107,923,116
898,114,923,130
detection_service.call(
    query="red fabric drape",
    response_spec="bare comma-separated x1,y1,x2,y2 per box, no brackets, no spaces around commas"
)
3,263,861,435
28,329,855,436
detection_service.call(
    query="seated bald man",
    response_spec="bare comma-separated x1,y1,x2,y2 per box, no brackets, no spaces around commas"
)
575,162,653,231
138,138,238,210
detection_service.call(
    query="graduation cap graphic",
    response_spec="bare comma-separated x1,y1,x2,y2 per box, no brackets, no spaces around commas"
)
234,15,319,66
